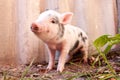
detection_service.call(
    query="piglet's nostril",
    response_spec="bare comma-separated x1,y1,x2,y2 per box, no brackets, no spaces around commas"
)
33,26,38,30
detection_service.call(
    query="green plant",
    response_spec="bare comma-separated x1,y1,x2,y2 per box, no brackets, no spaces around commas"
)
93,34,120,76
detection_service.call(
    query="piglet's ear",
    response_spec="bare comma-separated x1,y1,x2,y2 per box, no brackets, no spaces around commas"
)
61,12,73,25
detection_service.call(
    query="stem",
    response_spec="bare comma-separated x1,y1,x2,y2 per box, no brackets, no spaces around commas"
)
96,47,116,74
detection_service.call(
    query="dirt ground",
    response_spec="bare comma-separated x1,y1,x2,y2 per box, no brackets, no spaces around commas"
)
0,48,120,80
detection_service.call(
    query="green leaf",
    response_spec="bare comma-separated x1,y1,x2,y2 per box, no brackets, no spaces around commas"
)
104,45,112,54
104,34,120,53
93,35,110,48
111,40,120,46
109,34,120,43
114,34,120,38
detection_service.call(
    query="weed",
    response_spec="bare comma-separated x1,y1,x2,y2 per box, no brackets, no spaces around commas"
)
93,34,120,79
20,59,34,80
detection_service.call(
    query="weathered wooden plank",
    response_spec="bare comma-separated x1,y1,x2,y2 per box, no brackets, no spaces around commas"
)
0,0,17,65
17,0,46,64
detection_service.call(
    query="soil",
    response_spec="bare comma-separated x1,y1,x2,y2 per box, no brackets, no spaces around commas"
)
0,48,120,80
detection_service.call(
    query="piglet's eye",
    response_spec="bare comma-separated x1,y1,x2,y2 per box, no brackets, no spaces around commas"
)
51,20,56,24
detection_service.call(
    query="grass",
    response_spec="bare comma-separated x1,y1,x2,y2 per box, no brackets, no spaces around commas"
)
20,59,34,80
1,59,120,80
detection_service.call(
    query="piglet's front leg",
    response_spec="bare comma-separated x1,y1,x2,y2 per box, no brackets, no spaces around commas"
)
47,48,56,71
57,43,70,72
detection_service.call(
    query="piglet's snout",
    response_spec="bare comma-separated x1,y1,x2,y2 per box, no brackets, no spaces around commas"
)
31,23,39,32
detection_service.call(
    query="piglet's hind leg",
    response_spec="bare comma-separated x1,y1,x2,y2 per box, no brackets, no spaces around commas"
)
81,47,88,63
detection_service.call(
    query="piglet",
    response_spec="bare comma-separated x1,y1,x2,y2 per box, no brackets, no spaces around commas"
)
31,10,88,72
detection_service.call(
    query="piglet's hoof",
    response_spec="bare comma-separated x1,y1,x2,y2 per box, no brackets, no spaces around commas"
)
39,68,47,73
45,68,51,73
83,59,88,64
57,66,65,73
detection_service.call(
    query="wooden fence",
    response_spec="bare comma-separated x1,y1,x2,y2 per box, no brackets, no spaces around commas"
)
0,0,117,65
